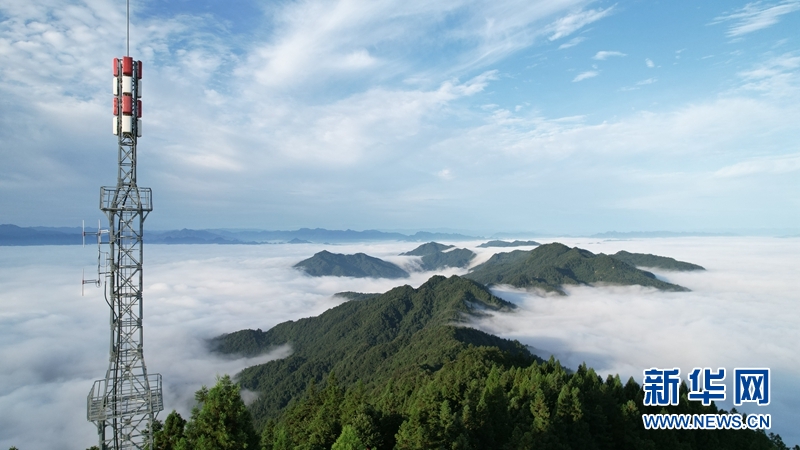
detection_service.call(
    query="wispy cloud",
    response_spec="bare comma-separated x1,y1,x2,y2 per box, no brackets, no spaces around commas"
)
711,0,800,37
737,53,800,93
645,58,655,68
437,168,454,180
548,6,614,41
714,153,800,177
619,78,657,91
572,70,598,82
242,0,603,90
423,81,800,224
558,36,585,49
593,50,626,60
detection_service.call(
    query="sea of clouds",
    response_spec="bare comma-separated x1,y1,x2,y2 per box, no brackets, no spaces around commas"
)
0,237,797,448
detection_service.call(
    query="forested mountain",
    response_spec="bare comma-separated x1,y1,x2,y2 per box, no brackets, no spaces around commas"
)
400,242,454,256
400,242,476,271
208,274,790,450
294,250,409,278
610,250,706,271
211,275,529,423
477,240,540,248
465,243,689,294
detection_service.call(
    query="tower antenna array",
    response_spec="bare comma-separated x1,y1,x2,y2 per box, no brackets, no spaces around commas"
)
86,2,163,447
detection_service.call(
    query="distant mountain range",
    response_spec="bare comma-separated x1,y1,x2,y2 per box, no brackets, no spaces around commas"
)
292,242,699,295
590,230,737,238
294,242,479,278
477,240,540,248
4,224,795,246
0,224,479,246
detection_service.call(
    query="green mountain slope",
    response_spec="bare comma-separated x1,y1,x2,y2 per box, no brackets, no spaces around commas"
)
465,242,689,294
400,242,454,256
211,275,531,424
477,239,540,248
333,291,381,302
611,250,705,271
418,248,476,271
401,241,476,271
294,250,409,278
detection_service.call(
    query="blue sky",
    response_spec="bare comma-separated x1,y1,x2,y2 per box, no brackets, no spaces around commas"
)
1,0,798,234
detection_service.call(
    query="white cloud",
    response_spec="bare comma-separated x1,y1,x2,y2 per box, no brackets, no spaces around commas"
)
572,70,598,82
737,53,800,94
437,168,454,180
240,0,599,90
548,6,615,41
592,50,626,60
437,95,797,163
714,153,800,177
645,58,655,68
558,36,585,49
711,0,800,37
619,78,657,91
257,70,498,167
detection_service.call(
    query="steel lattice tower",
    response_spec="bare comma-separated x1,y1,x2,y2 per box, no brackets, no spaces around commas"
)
86,48,163,449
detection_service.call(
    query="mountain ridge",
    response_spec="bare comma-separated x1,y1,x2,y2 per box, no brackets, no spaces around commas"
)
294,250,410,279
211,275,530,423
465,242,690,294
0,224,480,245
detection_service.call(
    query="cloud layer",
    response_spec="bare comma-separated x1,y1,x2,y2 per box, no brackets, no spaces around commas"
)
1,238,799,448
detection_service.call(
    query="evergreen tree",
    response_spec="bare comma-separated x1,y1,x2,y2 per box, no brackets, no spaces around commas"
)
331,425,366,450
153,410,187,450
180,375,259,450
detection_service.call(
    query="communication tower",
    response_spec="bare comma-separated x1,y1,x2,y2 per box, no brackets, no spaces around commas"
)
85,3,163,448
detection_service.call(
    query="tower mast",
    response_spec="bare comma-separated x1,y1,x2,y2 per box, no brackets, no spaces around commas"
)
87,1,163,447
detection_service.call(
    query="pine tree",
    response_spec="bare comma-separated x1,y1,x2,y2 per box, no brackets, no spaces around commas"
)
153,410,187,450
180,375,259,450
331,425,366,450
